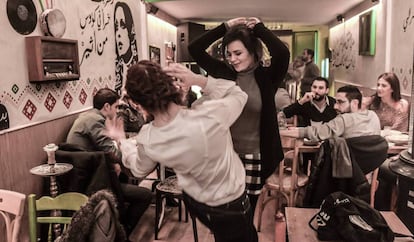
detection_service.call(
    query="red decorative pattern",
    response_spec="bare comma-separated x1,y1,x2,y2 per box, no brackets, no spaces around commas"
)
22,100,37,120
44,92,57,112
79,89,87,104
63,91,73,109
402,76,409,90
92,87,98,97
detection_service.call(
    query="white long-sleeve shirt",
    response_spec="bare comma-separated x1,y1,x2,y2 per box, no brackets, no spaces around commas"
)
299,110,381,141
119,76,248,206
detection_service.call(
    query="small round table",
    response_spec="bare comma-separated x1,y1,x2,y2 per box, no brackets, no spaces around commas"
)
30,163,73,238
30,163,73,197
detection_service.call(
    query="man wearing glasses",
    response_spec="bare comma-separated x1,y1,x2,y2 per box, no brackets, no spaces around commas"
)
280,85,380,140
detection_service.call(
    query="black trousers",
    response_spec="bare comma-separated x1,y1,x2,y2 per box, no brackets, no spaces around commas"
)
183,191,258,242
120,183,153,235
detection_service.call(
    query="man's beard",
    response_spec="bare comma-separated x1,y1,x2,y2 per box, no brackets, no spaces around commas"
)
313,94,325,102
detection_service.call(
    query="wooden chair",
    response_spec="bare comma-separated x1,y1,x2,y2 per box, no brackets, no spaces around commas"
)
155,174,198,241
256,137,309,232
0,189,26,242
28,192,89,242
367,167,380,208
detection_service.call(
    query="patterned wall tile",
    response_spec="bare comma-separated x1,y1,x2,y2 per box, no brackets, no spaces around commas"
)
44,92,57,112
22,99,37,120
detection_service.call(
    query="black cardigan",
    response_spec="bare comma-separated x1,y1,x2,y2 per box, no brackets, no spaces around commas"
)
189,22,290,181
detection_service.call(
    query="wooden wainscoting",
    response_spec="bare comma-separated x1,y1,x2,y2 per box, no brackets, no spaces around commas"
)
0,112,81,242
0,113,81,194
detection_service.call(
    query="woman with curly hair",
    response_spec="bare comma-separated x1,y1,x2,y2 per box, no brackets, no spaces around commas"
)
105,60,258,242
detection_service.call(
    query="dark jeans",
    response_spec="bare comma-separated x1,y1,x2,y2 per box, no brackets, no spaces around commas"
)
183,191,258,242
120,183,153,234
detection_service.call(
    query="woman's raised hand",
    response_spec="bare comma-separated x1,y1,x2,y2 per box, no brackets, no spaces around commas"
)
246,17,261,29
226,17,248,28
104,116,126,142
163,63,207,89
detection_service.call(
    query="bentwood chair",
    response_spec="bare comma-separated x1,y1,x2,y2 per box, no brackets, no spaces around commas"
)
367,167,380,208
0,189,26,242
28,192,89,242
154,173,198,241
256,137,309,232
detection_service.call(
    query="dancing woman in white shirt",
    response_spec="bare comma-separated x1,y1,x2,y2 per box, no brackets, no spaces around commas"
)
105,60,258,242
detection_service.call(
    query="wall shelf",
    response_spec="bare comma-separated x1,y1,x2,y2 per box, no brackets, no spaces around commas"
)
25,36,80,83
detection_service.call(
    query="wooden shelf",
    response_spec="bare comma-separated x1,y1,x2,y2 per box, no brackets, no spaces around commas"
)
25,36,80,83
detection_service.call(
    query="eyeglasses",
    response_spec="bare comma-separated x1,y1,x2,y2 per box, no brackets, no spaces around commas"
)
335,99,348,104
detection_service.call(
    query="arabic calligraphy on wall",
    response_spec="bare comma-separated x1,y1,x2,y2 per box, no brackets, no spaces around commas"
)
402,8,414,32
331,31,356,70
79,0,114,65
0,104,9,131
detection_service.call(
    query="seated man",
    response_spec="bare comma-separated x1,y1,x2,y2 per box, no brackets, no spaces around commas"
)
280,85,381,140
281,85,384,207
66,88,152,236
283,77,337,127
282,77,337,170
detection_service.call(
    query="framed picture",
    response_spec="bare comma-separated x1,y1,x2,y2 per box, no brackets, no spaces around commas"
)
149,45,161,64
165,41,176,64
359,10,376,56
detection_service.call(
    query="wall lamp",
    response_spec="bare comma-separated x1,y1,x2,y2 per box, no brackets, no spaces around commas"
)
145,3,159,14
336,14,345,23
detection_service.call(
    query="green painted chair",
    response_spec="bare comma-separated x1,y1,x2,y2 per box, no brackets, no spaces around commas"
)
28,192,89,242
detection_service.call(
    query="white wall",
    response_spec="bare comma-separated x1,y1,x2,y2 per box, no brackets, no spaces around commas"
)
0,0,176,133
388,0,414,96
329,4,386,90
147,14,177,66
329,0,413,96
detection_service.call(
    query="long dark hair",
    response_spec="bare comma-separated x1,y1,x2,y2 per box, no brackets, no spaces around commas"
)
125,60,183,114
372,72,402,109
221,24,263,64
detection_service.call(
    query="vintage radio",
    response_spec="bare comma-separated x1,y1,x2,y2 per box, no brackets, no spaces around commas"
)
25,36,80,82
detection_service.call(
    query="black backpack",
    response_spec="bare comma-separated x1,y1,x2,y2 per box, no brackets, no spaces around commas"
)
309,191,394,242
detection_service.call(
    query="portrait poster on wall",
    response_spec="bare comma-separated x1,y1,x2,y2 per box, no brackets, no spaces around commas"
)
165,41,176,64
149,45,161,64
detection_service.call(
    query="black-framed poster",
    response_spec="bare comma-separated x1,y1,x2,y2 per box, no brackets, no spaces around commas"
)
149,45,160,64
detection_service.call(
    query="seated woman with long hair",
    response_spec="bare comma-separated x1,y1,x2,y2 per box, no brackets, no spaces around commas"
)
363,72,409,132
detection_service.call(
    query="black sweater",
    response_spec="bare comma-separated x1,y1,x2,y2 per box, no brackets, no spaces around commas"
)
283,96,337,127
189,22,290,181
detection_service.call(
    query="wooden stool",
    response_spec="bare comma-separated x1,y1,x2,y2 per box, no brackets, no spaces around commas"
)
154,175,198,241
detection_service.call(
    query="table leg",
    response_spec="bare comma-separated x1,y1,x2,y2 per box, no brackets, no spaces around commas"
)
275,211,286,242
50,176,62,238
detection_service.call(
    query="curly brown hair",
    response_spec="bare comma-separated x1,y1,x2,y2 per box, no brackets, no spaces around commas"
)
125,60,184,113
